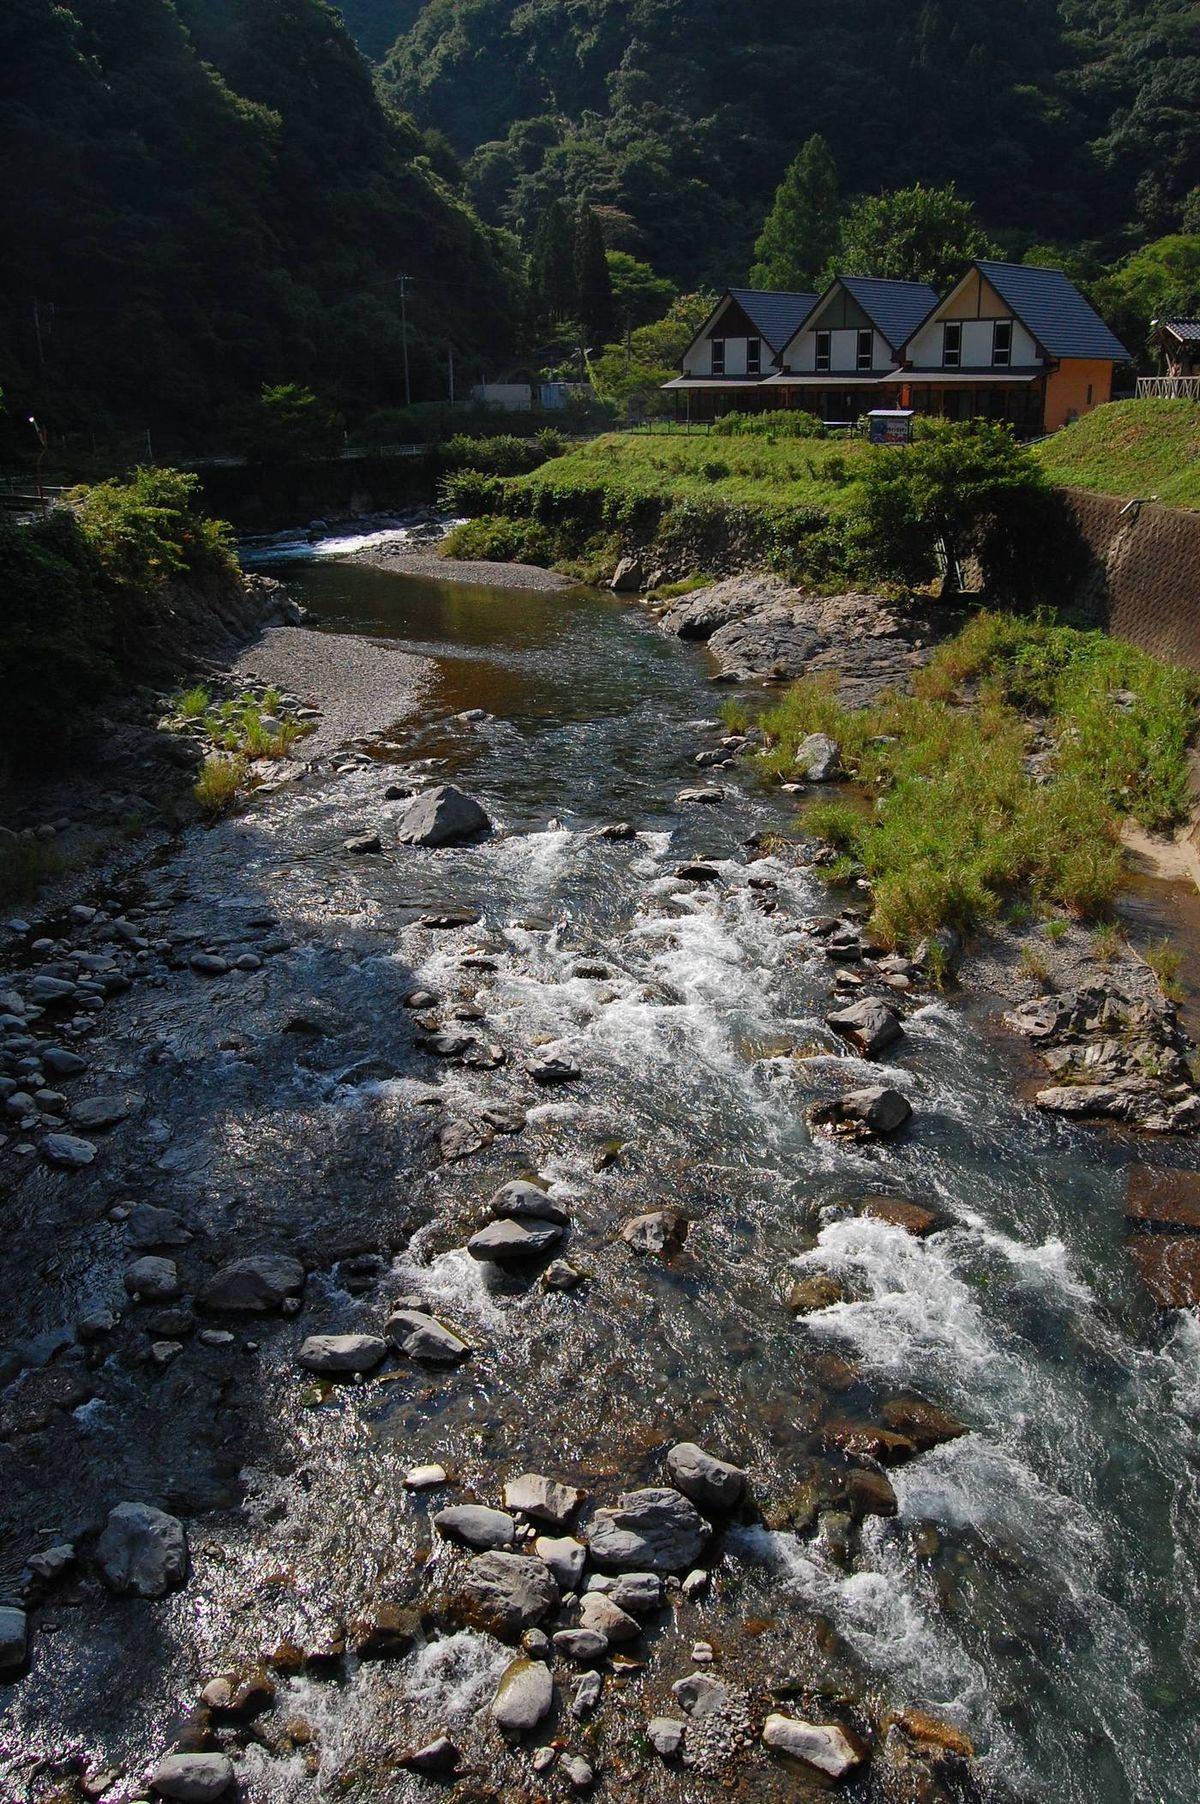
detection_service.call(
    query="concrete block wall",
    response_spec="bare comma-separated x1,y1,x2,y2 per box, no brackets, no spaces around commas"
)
1064,487,1200,669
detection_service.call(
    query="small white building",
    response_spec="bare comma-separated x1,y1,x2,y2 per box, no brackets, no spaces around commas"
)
471,382,533,412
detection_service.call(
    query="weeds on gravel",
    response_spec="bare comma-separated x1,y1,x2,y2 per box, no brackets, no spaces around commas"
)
1144,937,1184,1001
194,755,246,815
175,684,211,719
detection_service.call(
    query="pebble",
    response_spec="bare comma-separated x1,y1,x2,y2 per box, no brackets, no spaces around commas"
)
571,1670,602,1716
562,1755,594,1791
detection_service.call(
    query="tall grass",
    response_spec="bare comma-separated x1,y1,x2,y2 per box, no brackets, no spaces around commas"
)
754,613,1197,947
194,755,246,814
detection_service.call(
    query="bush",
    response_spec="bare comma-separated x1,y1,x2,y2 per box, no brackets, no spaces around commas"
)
440,514,557,565
710,411,827,439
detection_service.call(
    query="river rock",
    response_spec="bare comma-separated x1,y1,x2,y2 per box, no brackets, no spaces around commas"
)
482,1100,527,1133
610,556,645,593
396,785,490,847
620,1210,688,1257
676,786,724,805
578,1591,640,1643
489,1180,570,1224
573,1670,603,1716
861,1196,939,1237
70,1090,142,1132
434,1505,516,1550
343,831,382,854
553,1628,608,1664
666,1441,746,1513
610,1571,664,1614
189,953,229,977
467,1219,562,1261
297,1333,388,1376
0,1607,27,1673
826,998,903,1057
198,1252,305,1313
42,1046,87,1077
795,732,843,781
526,1054,582,1085
673,1672,728,1716
648,1717,685,1757
762,1714,864,1778
535,1534,586,1589
562,1755,594,1791
502,1473,584,1526
400,1736,460,1776
126,1204,192,1248
150,1753,234,1801
96,1502,188,1597
808,1086,912,1139
459,1551,558,1634
405,1464,448,1489
123,1257,181,1302
386,1308,471,1363
585,1487,709,1572
492,1656,553,1731
42,1132,97,1169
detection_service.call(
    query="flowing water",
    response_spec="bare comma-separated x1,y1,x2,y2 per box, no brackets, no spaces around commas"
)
8,547,1200,1802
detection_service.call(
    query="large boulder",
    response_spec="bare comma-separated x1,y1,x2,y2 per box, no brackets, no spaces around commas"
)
826,998,903,1058
666,1442,746,1514
297,1334,387,1376
609,556,645,594
762,1714,864,1779
620,1211,688,1258
585,1487,709,1573
794,732,843,781
467,1219,562,1262
488,1181,569,1225
396,785,490,847
150,1753,234,1801
386,1307,471,1364
807,1086,912,1140
198,1253,305,1314
96,1502,188,1598
458,1551,558,1635
492,1657,554,1731
434,1505,516,1551
502,1473,584,1527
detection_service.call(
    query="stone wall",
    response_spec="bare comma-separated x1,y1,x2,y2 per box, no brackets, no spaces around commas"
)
1065,486,1200,669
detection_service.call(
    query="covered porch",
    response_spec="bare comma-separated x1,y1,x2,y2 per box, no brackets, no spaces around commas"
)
888,369,1045,434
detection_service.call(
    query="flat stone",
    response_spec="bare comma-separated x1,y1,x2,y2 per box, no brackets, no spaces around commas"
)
123,1257,181,1302
502,1473,584,1526
458,1551,558,1634
126,1204,192,1248
492,1656,553,1731
42,1132,96,1169
585,1487,709,1573
672,1672,728,1716
534,1534,586,1589
467,1218,562,1262
405,1464,448,1489
826,998,903,1057
396,784,491,847
609,1571,664,1615
666,1441,746,1513
297,1333,388,1375
526,1054,582,1085
386,1308,472,1363
434,1505,516,1550
96,1502,187,1598
648,1717,684,1757
620,1210,688,1257
150,1753,234,1801
343,832,382,854
198,1253,305,1313
70,1091,141,1131
860,1196,939,1236
0,1607,27,1673
440,1119,494,1161
761,1713,863,1778
578,1592,639,1643
489,1180,569,1224
676,787,724,804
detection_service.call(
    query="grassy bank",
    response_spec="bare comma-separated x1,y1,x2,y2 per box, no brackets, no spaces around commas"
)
1032,398,1200,509
743,611,1198,947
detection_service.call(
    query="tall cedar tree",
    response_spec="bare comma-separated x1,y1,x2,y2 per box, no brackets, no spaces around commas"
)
751,136,839,290
531,198,578,322
574,202,617,346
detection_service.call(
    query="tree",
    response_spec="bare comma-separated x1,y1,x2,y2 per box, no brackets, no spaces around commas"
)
1093,235,1200,362
606,251,676,329
237,384,344,464
832,184,997,290
751,136,839,291
589,290,717,413
530,197,577,322
857,418,1074,601
574,202,617,346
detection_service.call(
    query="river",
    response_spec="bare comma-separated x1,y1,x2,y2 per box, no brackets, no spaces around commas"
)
6,544,1200,1803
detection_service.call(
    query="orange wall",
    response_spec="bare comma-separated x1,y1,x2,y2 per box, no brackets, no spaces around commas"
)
1044,359,1113,432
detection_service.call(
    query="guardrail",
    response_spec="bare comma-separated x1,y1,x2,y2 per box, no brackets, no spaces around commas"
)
1135,376,1200,400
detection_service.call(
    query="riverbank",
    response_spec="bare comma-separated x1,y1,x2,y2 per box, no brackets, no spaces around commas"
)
349,541,575,591
230,627,434,756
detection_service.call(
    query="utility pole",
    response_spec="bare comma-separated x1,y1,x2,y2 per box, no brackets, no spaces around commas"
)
398,274,412,406
447,343,455,406
32,298,45,369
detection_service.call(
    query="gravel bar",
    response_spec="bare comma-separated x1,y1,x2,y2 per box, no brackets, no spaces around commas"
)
230,626,433,755
350,543,575,591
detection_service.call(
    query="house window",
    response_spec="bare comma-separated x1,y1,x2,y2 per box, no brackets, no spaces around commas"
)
747,336,761,375
711,338,725,376
857,329,873,372
943,321,962,368
815,329,831,372
992,320,1012,367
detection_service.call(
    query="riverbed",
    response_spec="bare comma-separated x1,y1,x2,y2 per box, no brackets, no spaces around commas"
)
4,546,1200,1804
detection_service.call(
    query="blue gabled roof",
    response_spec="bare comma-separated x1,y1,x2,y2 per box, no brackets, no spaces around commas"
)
974,260,1129,361
839,276,940,349
726,287,818,352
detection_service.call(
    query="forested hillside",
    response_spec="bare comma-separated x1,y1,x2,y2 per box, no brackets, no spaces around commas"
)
0,0,524,451
376,0,1200,286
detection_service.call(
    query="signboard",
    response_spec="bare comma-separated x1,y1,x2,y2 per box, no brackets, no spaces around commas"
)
867,409,914,445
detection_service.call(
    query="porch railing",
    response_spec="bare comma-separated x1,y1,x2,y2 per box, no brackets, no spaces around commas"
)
1135,376,1200,400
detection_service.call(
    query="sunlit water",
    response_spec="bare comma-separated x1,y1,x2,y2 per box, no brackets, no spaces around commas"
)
8,538,1200,1802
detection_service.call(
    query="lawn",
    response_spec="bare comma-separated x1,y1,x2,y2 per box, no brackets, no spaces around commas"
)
1032,398,1200,509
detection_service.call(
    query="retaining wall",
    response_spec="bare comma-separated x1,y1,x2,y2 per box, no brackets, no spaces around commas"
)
1065,487,1200,669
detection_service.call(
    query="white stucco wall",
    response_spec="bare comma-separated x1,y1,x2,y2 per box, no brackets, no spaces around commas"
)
907,314,1039,368
682,334,757,377
785,327,891,372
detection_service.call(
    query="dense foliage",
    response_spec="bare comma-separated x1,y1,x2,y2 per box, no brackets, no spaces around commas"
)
0,0,525,451
377,0,1200,288
0,470,238,767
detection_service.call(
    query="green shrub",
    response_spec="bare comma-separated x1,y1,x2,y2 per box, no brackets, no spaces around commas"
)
440,514,557,565
710,411,827,439
194,755,246,814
